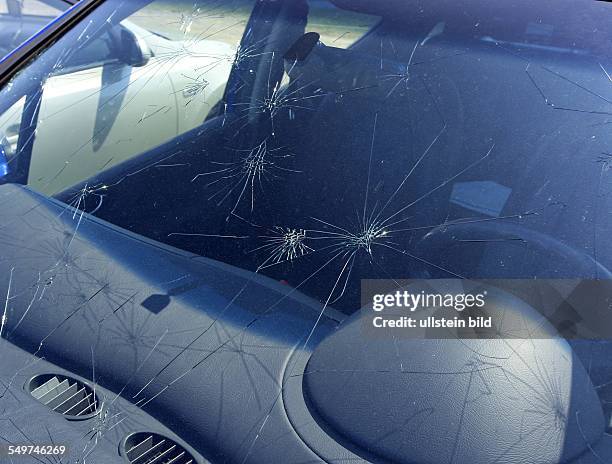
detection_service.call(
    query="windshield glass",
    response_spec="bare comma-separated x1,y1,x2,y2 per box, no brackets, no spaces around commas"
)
4,1,612,463
2,0,612,315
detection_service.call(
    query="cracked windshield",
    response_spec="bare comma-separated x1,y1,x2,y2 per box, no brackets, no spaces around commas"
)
2,0,612,463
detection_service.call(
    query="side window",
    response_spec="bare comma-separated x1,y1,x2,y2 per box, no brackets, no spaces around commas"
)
0,0,63,17
0,0,66,58
0,0,254,195
20,0,64,17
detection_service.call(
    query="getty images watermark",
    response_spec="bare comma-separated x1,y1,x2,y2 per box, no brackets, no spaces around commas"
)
361,279,612,339
371,289,491,330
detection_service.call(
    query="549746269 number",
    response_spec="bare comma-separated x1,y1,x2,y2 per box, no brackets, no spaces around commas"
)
2,444,68,457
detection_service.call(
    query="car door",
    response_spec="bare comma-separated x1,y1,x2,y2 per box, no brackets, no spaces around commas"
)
1,2,245,196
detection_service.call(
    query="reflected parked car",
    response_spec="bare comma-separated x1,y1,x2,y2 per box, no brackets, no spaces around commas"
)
1,17,235,194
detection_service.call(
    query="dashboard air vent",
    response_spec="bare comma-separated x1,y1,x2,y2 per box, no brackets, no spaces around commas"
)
27,374,99,418
123,432,196,464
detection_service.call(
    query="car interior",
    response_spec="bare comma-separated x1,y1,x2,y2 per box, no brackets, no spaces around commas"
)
2,0,612,463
